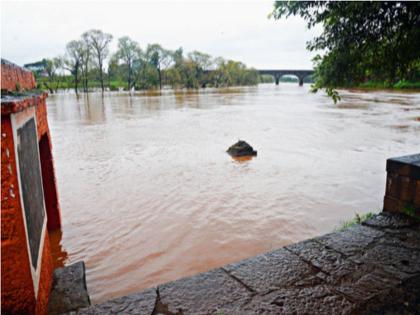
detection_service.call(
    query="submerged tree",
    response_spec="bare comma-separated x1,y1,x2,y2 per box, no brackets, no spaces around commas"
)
34,31,260,92
43,57,64,93
146,44,172,89
188,51,213,87
64,40,84,94
115,36,141,90
80,35,93,92
271,1,420,101
83,29,113,92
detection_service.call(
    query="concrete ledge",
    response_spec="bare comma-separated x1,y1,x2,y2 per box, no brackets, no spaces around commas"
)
386,154,420,179
48,262,90,315
1,92,48,115
71,213,420,315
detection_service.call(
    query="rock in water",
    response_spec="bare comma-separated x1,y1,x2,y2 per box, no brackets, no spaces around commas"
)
227,140,257,157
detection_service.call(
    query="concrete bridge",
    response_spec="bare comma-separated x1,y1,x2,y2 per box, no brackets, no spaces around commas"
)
258,69,314,86
203,69,314,86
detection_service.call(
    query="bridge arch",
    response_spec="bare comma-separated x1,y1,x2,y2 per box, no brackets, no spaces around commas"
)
258,69,314,86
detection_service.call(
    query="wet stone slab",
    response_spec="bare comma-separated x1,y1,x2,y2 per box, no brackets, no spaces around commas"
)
355,243,420,278
331,264,402,302
316,224,384,257
354,274,420,314
285,238,403,303
222,248,318,293
157,268,252,315
375,227,420,251
70,214,420,315
362,212,419,229
285,238,352,277
69,288,157,315
242,285,356,315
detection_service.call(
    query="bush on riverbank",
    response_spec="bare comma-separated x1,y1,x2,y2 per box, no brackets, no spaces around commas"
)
272,2,420,102
359,80,420,90
393,80,420,89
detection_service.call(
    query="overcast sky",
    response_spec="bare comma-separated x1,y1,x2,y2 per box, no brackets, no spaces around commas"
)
1,1,322,69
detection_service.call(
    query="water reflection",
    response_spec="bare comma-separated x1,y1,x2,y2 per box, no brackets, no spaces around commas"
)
82,94,106,124
47,84,420,303
231,155,255,163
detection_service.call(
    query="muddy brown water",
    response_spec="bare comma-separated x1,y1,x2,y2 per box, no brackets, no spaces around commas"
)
46,84,420,303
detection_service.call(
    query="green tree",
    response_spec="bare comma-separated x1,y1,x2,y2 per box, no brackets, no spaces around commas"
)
42,57,64,93
82,29,113,92
146,44,172,89
165,47,185,88
78,35,92,93
115,36,141,90
188,51,213,87
272,1,420,101
209,58,259,87
64,40,84,94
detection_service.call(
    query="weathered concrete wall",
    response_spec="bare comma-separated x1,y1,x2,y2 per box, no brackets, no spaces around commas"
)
384,154,420,217
1,60,61,314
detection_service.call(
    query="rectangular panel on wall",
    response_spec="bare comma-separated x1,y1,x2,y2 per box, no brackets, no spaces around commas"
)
17,117,45,269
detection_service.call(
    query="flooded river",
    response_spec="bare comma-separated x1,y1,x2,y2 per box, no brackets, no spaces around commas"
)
46,84,420,303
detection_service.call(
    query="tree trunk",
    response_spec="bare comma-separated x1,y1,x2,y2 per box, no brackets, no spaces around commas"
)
74,65,79,95
84,67,88,92
99,59,104,92
45,81,54,94
158,67,162,90
54,75,62,93
128,65,132,91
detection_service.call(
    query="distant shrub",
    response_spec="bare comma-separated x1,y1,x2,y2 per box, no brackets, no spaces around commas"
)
393,80,420,89
109,83,119,91
359,80,420,90
359,81,390,89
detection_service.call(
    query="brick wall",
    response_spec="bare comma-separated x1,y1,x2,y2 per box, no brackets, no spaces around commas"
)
383,154,420,217
1,59,36,92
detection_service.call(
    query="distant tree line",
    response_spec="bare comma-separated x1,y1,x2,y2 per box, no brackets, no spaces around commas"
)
26,29,261,94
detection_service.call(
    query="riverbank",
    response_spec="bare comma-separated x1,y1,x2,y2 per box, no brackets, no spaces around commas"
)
358,80,420,90
48,153,420,314
37,79,420,96
46,85,420,303
50,211,420,314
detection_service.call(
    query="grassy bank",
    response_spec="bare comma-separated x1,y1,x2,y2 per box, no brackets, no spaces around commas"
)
337,212,375,231
358,80,420,90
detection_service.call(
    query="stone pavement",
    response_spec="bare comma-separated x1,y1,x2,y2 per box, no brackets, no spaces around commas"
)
67,212,420,314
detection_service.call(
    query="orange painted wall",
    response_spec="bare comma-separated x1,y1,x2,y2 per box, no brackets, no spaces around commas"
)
1,115,37,314
36,100,62,230
2,61,60,314
35,235,53,315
